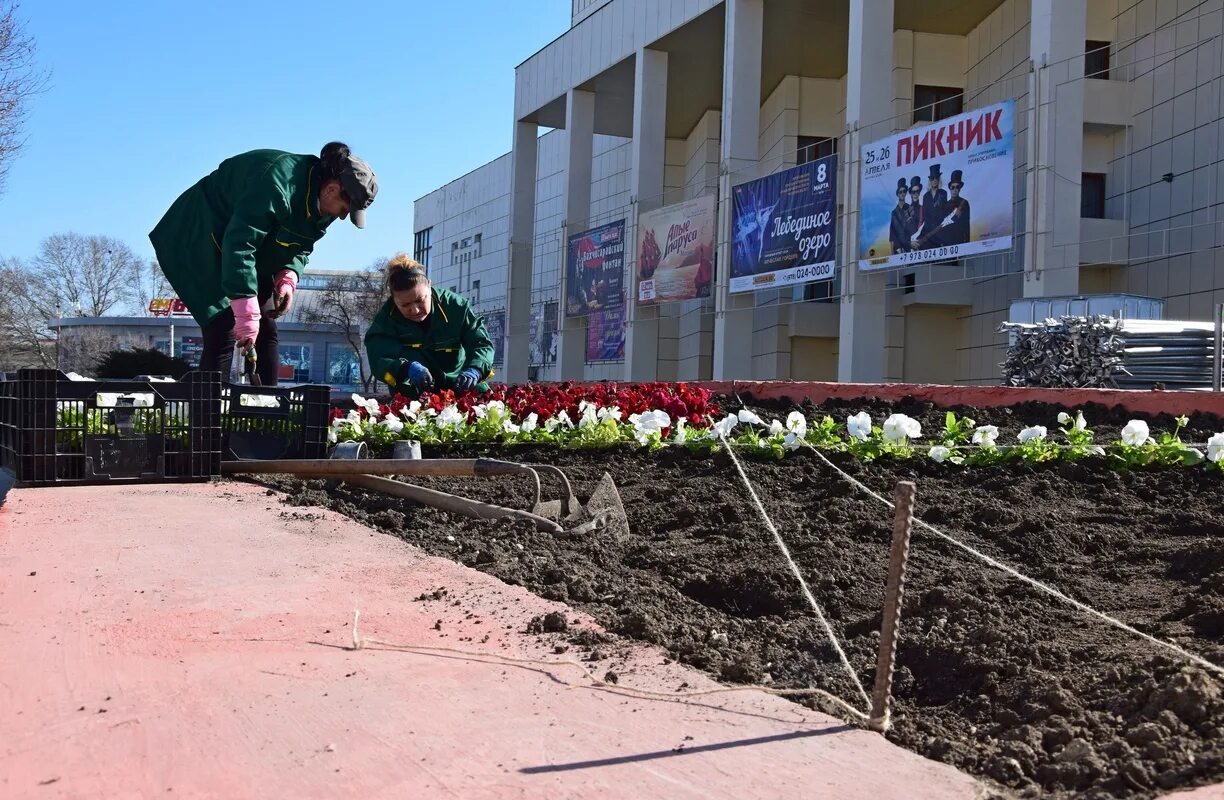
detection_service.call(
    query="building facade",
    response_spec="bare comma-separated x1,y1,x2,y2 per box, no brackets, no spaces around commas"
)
414,0,1224,385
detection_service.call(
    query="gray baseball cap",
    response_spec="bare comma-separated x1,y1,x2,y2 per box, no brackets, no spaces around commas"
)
338,154,378,228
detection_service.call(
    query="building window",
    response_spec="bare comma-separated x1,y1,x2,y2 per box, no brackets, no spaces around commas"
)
797,136,838,165
1081,173,1107,219
471,279,480,302
913,85,964,124
326,344,361,387
1085,41,1111,79
278,344,311,383
414,228,433,270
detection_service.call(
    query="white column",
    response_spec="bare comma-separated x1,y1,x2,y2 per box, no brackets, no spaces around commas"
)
505,119,538,382
557,89,595,379
625,48,668,381
1024,0,1086,297
712,0,763,380
837,0,894,382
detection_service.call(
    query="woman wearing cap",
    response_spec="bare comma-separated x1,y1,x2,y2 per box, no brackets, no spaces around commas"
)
149,142,377,385
364,254,494,398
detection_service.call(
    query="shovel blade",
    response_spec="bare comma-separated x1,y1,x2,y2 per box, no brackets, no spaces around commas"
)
531,471,629,538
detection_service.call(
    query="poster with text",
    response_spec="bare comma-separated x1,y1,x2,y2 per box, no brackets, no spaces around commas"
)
636,193,717,304
730,156,838,293
481,310,505,365
858,99,1015,270
565,220,625,318
586,303,625,362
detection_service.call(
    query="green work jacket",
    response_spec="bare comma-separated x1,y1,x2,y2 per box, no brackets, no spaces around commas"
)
149,149,334,327
364,287,495,397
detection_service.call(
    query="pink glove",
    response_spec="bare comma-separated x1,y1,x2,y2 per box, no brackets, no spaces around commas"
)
273,269,298,317
230,296,261,348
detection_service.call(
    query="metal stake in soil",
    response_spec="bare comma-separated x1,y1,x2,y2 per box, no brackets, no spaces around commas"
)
869,481,916,734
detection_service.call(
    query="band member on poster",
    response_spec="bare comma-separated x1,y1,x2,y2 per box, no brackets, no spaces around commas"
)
907,175,923,240
889,178,911,254
911,163,949,251
943,169,971,246
694,243,714,297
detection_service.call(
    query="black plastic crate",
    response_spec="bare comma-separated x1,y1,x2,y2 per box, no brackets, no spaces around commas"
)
222,383,330,461
0,369,222,487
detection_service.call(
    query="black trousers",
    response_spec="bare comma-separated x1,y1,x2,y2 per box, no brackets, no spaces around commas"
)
199,293,280,386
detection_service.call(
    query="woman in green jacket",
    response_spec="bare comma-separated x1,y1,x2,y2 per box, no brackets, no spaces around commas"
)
150,142,377,385
364,255,494,397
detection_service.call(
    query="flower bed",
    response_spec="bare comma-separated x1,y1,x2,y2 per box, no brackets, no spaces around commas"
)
331,383,1224,472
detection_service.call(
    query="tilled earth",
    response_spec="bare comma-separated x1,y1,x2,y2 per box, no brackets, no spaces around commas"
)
253,397,1224,798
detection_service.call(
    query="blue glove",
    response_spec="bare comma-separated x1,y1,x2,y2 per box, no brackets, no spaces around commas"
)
455,367,481,391
400,360,433,390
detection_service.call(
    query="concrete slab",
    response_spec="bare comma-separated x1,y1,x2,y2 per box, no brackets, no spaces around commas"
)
0,481,984,799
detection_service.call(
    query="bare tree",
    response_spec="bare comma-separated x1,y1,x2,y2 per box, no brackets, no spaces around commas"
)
0,1,48,196
298,262,386,390
0,256,52,369
132,259,174,317
32,233,140,317
0,234,145,372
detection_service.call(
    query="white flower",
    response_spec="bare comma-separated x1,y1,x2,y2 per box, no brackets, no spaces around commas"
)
544,410,574,432
673,417,688,444
577,402,599,429
597,406,623,423
785,411,808,439
712,414,738,438
972,425,999,446
882,414,922,442
520,412,539,433
399,400,423,420
629,409,671,445
379,415,404,434
1017,425,1047,443
1205,432,1224,463
327,427,338,444
847,412,872,441
1120,420,1150,447
502,419,520,435
475,400,507,421
1089,445,1106,456
1058,410,1088,431
437,404,465,429
782,431,803,451
768,419,784,435
928,445,951,463
351,393,380,418
737,409,764,426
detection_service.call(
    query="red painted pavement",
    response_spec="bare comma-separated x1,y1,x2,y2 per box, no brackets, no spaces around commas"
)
0,481,984,799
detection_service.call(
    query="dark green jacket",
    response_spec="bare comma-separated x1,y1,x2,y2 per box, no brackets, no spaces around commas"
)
149,150,334,327
365,287,495,397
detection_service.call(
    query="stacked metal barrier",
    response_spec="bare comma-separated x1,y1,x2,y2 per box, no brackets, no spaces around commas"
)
1000,316,1221,390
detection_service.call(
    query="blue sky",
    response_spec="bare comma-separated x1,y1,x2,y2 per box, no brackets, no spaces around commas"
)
0,0,567,271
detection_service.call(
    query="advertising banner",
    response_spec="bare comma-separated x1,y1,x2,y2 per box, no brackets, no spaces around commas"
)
481,310,506,365
565,220,625,318
586,303,625,362
636,193,717,304
730,157,838,293
858,99,1015,270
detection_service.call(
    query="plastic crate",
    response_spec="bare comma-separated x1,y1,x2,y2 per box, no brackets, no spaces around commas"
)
222,383,330,461
0,369,222,487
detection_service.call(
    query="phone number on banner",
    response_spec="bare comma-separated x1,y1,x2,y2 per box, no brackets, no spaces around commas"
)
857,235,1013,271
730,261,835,293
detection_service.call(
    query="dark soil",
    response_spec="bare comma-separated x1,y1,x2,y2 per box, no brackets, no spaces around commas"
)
251,398,1224,798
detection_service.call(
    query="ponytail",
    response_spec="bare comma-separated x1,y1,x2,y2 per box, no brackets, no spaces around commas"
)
385,253,429,294
318,141,352,181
